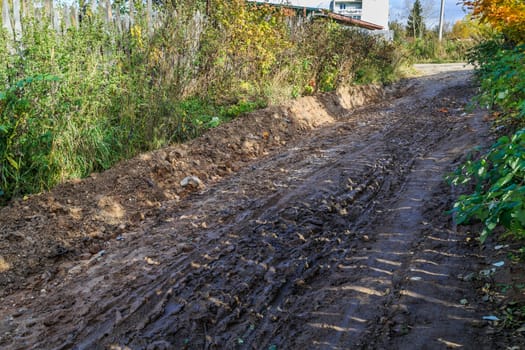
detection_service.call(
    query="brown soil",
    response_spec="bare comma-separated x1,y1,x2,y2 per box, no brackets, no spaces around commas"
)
1,64,524,349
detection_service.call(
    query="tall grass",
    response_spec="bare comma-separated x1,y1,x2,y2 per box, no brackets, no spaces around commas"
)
0,0,401,204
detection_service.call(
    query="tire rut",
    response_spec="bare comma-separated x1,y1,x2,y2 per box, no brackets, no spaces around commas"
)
0,68,491,349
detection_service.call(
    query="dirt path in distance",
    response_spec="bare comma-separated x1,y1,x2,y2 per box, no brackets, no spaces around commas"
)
1,64,521,349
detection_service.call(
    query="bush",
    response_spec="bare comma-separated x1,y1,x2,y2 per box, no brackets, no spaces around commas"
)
0,1,401,204
467,40,525,124
449,130,525,242
450,37,525,243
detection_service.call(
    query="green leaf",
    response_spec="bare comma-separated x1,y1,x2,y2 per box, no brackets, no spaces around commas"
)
508,157,521,171
208,116,220,128
497,136,510,145
456,211,468,225
501,210,513,229
6,155,19,170
477,166,487,177
492,172,514,190
513,210,525,226
480,228,490,243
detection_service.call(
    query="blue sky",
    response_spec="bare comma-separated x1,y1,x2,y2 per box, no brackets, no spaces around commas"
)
390,0,470,27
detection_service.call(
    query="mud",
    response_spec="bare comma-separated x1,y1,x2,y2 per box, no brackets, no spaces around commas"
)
1,65,523,349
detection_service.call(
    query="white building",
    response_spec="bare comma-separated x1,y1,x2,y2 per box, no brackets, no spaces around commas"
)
331,0,389,29
252,0,389,29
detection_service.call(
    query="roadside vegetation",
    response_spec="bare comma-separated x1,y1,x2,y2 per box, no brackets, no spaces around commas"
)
389,0,487,63
449,0,525,243
0,0,401,204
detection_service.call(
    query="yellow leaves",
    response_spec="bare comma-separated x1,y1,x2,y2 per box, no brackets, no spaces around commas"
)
148,47,163,66
130,25,144,48
239,81,253,92
6,155,19,170
211,0,291,76
450,16,489,39
463,0,525,42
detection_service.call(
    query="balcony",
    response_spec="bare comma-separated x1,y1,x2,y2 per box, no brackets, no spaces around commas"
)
335,8,363,17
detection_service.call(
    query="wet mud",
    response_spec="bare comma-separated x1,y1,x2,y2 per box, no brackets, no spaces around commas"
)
1,64,522,349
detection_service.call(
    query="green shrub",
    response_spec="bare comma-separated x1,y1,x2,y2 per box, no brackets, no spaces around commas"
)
449,130,525,242
468,40,525,123
450,38,525,243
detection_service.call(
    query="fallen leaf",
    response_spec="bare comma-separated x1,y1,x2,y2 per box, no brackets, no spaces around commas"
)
145,257,160,265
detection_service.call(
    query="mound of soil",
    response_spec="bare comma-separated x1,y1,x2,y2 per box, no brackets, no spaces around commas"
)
0,84,385,296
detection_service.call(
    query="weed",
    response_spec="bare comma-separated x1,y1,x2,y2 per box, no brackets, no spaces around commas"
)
0,1,401,203
449,129,525,242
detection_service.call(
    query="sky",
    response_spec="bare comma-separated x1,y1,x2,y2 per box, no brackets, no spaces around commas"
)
390,0,470,27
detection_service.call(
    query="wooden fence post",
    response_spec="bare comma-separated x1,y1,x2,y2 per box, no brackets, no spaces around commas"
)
64,5,71,30
72,6,79,29
53,6,60,32
90,0,97,17
105,0,112,26
147,0,152,36
21,0,27,19
129,0,134,27
45,0,52,21
2,0,14,40
13,0,22,40
115,3,122,33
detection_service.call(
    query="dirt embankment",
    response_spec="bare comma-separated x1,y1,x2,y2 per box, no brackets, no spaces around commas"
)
0,83,385,296
1,64,524,349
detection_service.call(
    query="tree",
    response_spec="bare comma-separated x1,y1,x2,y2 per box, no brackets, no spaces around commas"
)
389,20,406,42
463,0,525,44
450,15,489,40
406,0,425,38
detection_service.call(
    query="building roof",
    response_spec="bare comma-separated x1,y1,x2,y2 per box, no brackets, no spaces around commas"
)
324,12,384,30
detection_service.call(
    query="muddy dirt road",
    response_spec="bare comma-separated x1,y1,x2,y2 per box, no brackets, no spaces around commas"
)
0,64,519,349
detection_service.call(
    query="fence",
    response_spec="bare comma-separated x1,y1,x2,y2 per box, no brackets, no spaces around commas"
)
1,0,157,41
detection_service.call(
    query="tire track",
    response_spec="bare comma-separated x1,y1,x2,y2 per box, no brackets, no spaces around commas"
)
0,67,490,350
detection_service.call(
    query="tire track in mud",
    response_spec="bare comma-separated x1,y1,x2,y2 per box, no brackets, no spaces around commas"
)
0,67,491,349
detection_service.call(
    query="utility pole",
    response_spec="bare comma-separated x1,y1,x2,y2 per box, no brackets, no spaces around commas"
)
438,0,445,41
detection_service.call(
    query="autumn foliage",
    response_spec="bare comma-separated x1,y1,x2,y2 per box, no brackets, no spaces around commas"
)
463,0,525,43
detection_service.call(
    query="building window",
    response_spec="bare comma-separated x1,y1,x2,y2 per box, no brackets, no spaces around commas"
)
339,4,346,9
